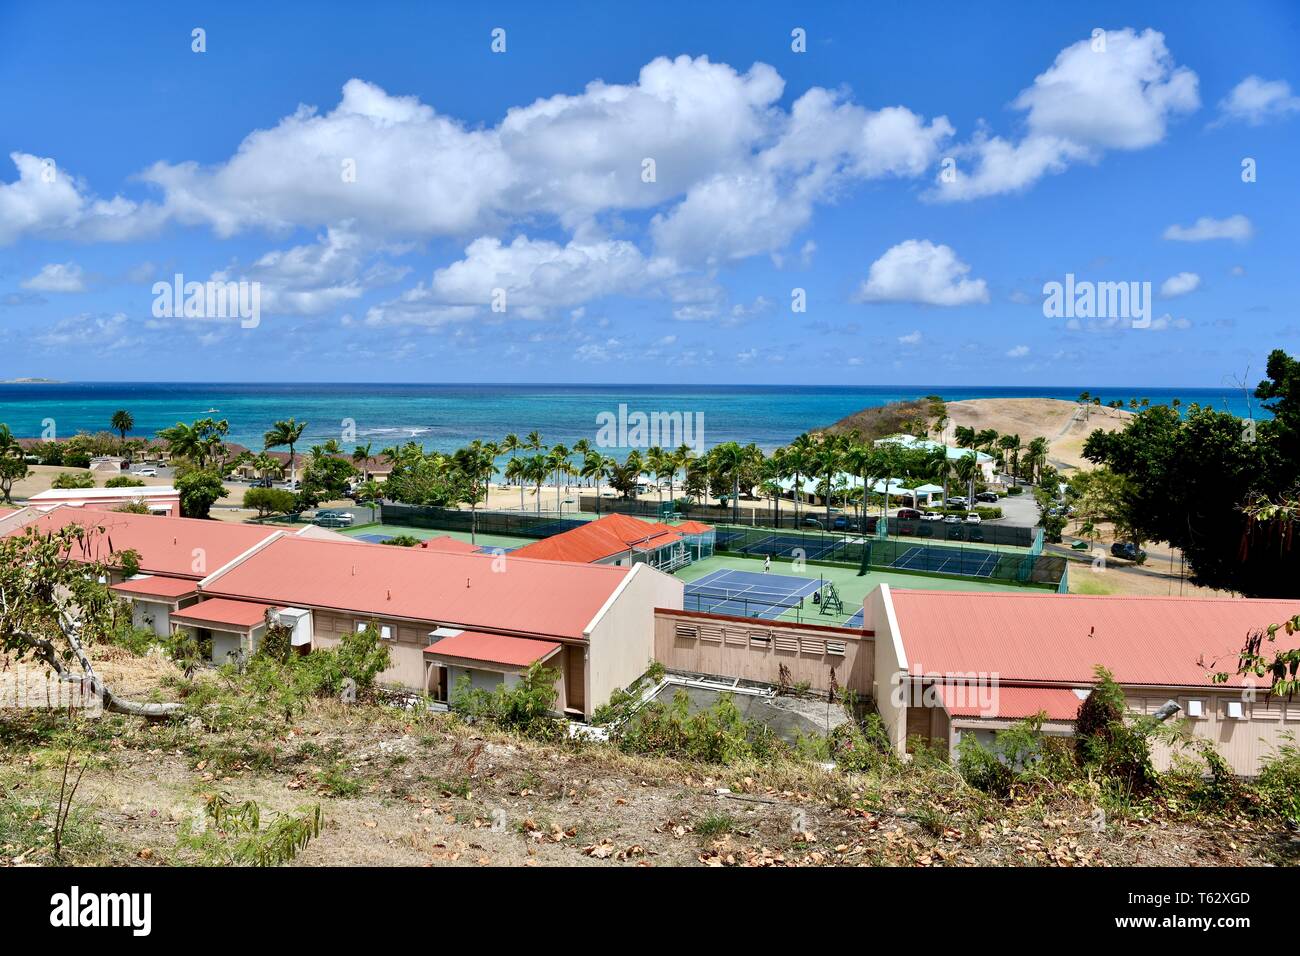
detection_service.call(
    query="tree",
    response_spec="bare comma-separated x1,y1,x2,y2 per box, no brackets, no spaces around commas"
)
810,437,842,528
104,475,145,488
157,418,229,470
353,479,383,523
501,432,526,510
351,441,374,481
302,454,356,503
243,487,297,518
110,410,134,441
263,418,307,484
451,441,496,543
710,442,746,523
175,469,227,519
0,523,182,718
0,424,28,503
1082,351,1300,596
580,451,609,514
52,471,96,490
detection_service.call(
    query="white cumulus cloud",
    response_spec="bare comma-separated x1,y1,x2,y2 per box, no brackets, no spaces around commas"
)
1215,76,1300,126
1159,272,1201,297
1163,215,1252,242
21,262,86,292
855,240,989,306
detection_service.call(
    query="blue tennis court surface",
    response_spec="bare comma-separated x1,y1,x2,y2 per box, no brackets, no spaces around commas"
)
355,533,394,543
844,608,864,628
890,544,1000,578
684,568,822,619
728,532,857,560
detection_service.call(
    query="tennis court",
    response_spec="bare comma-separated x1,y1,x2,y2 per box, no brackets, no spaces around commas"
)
888,544,1001,578
725,532,861,561
844,608,865,628
684,568,822,620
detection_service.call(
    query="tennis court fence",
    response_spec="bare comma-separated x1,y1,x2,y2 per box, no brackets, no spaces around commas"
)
712,524,1066,588
379,503,587,539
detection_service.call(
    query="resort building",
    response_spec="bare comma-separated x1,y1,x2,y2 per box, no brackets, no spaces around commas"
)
513,513,715,570
25,484,183,517
194,534,683,717
864,586,1300,775
874,434,997,481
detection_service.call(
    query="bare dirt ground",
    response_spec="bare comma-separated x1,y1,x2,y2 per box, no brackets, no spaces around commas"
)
3,650,1292,869
942,398,1132,473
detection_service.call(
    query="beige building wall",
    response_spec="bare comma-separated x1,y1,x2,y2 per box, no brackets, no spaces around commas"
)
584,564,683,719
1126,687,1297,777
865,585,909,753
312,609,429,689
653,609,871,693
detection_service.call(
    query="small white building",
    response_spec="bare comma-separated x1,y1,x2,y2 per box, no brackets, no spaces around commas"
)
109,575,201,637
26,485,182,517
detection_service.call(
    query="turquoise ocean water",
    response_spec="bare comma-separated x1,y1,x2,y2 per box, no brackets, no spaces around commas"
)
0,383,1266,455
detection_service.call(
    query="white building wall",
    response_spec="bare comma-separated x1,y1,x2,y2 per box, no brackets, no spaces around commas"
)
584,564,683,719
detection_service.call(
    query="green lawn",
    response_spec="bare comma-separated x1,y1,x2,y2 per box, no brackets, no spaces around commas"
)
675,551,1035,627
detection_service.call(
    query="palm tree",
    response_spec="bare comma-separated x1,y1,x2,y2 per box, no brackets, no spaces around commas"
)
953,451,980,506
452,441,496,543
354,479,383,523
580,451,609,513
351,441,374,481
110,410,134,442
1024,436,1049,484
998,434,1021,482
504,455,529,508
975,428,1000,454
264,418,307,484
954,425,976,449
671,444,693,508
522,453,549,514
645,446,668,505
157,418,229,470
708,442,747,524
810,437,842,529
547,444,570,511
501,433,525,510
764,448,787,525
786,433,816,526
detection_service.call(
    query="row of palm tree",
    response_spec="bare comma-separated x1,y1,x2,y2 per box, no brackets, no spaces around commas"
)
951,426,1050,484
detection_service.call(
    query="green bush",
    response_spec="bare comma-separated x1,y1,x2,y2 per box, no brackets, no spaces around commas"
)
63,452,91,469
1254,735,1300,823
51,471,95,489
614,689,784,765
104,474,145,488
243,486,298,518
451,661,564,740
1007,485,1024,495
380,534,422,547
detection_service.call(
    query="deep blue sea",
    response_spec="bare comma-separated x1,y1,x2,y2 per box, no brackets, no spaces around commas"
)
0,383,1267,454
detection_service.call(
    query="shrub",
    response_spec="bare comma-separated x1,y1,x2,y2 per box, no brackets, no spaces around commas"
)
614,689,784,765
1007,485,1024,495
451,661,563,740
51,471,95,489
104,475,145,488
63,452,91,469
380,534,422,547
1254,735,1300,823
243,486,297,518
1075,667,1158,794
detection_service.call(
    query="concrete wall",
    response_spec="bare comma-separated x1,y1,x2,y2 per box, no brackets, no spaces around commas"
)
653,609,871,694
585,564,682,719
866,585,909,753
132,599,173,638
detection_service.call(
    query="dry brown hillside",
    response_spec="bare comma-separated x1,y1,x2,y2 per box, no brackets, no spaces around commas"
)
820,397,1132,474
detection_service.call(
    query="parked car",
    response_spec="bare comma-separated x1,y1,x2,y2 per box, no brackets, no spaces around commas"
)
975,492,1000,504
947,496,969,508
897,508,922,520
1110,541,1147,562
251,477,275,488
942,513,961,524
963,512,982,524
802,516,824,529
313,510,353,527
920,511,943,522
133,467,157,477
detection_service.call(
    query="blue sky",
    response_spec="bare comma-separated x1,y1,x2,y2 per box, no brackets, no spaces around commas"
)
1,1,1297,385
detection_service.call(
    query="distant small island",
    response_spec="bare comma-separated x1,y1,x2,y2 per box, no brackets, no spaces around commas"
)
0,377,62,384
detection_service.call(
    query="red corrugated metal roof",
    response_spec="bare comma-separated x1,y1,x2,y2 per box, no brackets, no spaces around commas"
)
423,630,561,666
512,513,683,564
171,598,277,629
673,520,715,534
6,509,278,579
110,576,199,599
890,589,1300,688
419,535,480,554
935,683,1082,720
200,534,630,640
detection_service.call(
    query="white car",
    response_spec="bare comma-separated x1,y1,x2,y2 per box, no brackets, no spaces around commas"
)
133,467,157,477
920,511,944,522
964,512,982,524
942,514,962,524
